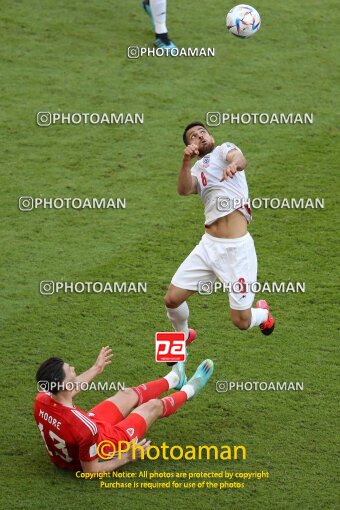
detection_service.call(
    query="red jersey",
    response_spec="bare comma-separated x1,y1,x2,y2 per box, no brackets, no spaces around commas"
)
34,392,99,471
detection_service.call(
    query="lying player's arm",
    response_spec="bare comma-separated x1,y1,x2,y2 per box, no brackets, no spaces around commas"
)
80,439,151,473
178,144,199,195
72,346,113,397
220,149,248,181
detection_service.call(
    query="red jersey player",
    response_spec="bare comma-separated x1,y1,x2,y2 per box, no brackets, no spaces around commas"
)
34,346,214,473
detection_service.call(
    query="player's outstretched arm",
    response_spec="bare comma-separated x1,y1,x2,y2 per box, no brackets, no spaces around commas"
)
220,149,248,182
178,144,199,195
72,346,113,397
81,439,151,473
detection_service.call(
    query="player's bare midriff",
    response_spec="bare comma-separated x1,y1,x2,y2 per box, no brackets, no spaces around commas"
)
205,210,248,238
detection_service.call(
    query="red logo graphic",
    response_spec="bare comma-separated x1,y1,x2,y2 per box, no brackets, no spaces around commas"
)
238,277,247,293
126,428,135,437
155,332,186,362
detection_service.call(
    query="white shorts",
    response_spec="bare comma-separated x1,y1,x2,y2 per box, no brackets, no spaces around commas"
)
171,232,257,311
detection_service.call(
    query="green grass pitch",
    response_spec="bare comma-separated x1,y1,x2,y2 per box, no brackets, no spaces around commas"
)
0,0,339,509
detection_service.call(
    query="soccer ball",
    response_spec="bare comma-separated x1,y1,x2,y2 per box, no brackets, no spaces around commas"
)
226,4,261,38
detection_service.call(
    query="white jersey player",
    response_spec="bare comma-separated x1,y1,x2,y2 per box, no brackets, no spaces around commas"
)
164,122,275,356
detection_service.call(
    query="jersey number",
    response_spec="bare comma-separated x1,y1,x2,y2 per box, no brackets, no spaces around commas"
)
201,172,207,187
38,423,73,463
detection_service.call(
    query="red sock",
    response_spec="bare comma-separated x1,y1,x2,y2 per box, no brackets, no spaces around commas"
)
132,378,169,405
161,391,188,417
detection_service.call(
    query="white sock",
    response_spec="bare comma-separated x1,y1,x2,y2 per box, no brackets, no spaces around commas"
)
150,0,167,34
166,302,189,338
164,370,179,389
248,308,269,329
181,384,195,399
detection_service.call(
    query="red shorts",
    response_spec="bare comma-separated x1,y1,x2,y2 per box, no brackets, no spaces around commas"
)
89,400,147,445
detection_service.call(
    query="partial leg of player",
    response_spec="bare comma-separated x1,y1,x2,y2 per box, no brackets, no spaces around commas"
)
131,359,214,428
230,302,275,335
104,361,187,417
164,284,196,337
142,0,177,50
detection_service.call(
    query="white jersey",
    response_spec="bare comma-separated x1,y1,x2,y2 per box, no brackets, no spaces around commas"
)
190,142,252,226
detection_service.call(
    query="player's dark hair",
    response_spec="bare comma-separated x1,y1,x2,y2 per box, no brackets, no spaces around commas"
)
36,357,65,394
182,121,208,145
